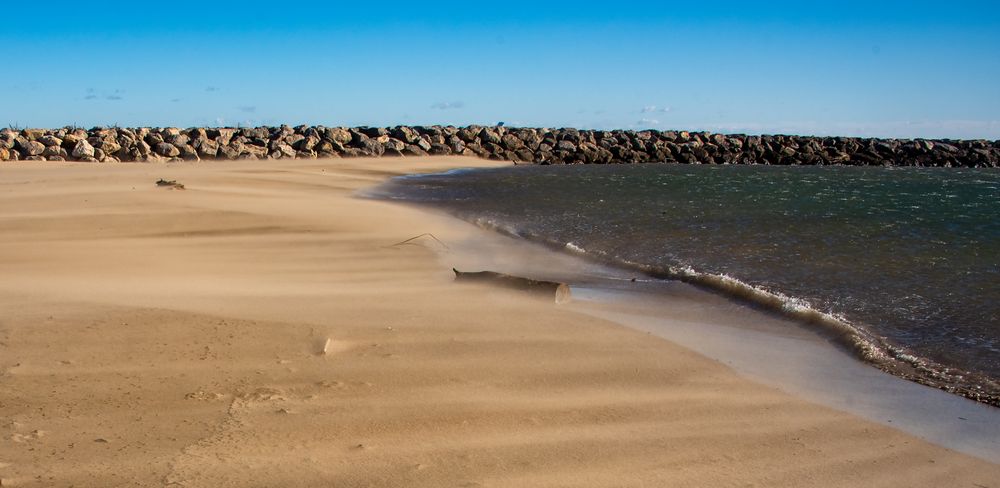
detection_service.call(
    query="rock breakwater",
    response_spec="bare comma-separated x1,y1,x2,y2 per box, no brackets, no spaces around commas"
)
1,125,997,167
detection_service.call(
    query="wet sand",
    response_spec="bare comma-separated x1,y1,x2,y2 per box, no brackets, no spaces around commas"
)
0,157,997,487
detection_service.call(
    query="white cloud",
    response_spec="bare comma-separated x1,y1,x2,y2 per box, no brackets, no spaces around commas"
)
640,105,671,114
430,101,465,110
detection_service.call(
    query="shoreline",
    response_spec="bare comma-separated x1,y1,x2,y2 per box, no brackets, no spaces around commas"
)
379,200,1000,462
369,166,1000,409
1,157,997,486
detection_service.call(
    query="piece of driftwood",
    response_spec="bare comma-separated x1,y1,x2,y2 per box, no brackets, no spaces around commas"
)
155,179,185,190
453,268,571,303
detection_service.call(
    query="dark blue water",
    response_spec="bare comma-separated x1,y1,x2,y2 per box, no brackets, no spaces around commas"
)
372,164,1000,406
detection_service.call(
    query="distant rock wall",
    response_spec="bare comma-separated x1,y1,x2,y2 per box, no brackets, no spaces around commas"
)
2,125,997,167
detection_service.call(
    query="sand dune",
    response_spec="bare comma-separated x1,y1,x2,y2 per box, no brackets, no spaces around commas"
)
0,157,996,487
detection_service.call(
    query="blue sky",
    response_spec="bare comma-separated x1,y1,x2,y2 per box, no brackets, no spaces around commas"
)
4,1,999,138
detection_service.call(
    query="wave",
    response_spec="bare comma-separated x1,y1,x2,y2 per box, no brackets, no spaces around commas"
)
463,214,1000,408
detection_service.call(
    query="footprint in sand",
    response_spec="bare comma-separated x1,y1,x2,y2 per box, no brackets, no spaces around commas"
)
9,430,45,443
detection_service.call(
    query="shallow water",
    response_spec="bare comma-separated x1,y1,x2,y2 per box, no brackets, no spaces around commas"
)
370,164,1000,405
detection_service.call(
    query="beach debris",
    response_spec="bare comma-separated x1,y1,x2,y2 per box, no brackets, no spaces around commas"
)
93,438,109,443
155,178,185,190
320,338,333,355
452,268,571,303
387,233,449,250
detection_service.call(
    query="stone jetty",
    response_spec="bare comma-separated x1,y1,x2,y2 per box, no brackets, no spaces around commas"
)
1,125,997,167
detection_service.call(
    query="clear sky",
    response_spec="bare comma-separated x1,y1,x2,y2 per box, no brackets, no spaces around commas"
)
4,1,999,139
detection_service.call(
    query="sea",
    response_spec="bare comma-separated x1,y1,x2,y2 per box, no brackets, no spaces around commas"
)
369,163,1000,406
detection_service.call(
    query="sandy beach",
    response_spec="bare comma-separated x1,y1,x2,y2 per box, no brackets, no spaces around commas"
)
1,156,997,487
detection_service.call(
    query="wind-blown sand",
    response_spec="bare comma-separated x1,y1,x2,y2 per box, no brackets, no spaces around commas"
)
0,157,996,487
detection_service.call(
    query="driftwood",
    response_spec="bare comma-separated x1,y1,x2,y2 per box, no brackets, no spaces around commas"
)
155,179,185,190
453,268,571,303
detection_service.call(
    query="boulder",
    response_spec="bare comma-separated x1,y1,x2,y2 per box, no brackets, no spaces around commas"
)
556,140,577,152
478,128,502,145
283,133,306,148
294,135,320,151
390,126,420,144
193,139,220,159
22,128,46,140
71,140,96,159
401,144,428,157
42,145,68,159
412,137,431,152
501,134,524,149
91,135,121,154
154,142,180,157
428,143,452,155
212,128,236,146
277,143,296,158
360,127,387,138
383,138,405,152
452,127,473,142
325,127,353,145
20,140,46,156
176,144,199,161
168,133,191,146
38,135,63,147
146,133,165,146
217,144,239,160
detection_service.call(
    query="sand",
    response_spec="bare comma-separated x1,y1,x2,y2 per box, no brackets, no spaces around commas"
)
0,156,996,487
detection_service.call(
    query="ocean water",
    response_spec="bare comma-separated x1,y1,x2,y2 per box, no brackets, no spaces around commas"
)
371,164,1000,406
